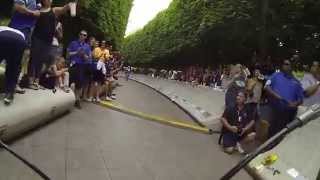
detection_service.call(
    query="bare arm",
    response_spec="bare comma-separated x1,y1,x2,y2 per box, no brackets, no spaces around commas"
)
265,86,282,100
243,120,255,133
221,117,237,133
304,83,320,97
14,4,40,17
53,4,70,17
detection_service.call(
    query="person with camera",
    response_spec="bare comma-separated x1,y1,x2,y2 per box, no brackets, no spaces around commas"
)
220,91,256,154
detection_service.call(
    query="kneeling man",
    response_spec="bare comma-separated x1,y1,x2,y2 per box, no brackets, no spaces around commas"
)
221,91,256,154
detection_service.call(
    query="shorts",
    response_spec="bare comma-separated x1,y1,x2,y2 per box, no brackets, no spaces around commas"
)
222,132,246,148
92,70,105,84
71,63,86,89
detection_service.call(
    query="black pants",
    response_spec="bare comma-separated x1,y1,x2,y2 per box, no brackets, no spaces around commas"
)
268,104,297,138
29,36,52,80
0,30,26,94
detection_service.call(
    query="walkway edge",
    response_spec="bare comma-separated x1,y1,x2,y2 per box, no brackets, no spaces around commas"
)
100,101,213,135
128,77,209,128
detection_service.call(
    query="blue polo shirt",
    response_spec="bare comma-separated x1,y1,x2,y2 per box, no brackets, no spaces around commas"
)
67,40,91,65
266,72,304,109
9,0,37,31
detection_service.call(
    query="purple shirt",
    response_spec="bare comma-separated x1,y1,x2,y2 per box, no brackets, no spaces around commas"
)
9,0,38,31
266,72,304,109
67,40,91,65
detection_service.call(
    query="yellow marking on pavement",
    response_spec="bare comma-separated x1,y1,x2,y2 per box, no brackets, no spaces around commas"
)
100,101,212,134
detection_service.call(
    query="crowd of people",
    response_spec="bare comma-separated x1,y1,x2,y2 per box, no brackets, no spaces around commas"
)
0,0,123,108
1,0,320,156
139,58,320,154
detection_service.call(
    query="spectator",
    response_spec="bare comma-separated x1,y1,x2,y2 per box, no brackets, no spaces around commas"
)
265,59,304,137
40,56,69,92
9,0,40,94
301,61,320,106
50,21,63,59
9,0,39,45
0,26,27,105
225,64,246,108
220,91,256,154
67,30,91,109
28,0,70,90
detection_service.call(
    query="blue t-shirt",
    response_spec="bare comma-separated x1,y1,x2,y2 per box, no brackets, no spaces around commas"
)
9,0,37,30
266,72,304,109
67,40,92,65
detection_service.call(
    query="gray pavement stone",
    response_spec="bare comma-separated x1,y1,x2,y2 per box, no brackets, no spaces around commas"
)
130,74,225,129
3,79,252,180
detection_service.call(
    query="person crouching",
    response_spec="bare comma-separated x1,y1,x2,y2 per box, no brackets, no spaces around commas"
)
220,91,256,154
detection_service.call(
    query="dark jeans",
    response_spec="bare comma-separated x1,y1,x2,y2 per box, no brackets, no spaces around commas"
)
0,31,27,94
29,36,52,80
268,104,297,138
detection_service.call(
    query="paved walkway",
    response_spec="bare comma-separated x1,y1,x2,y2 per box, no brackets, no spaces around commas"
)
130,74,225,129
3,79,251,180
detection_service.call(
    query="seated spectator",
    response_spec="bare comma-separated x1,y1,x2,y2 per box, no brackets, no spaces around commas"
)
301,61,320,106
0,26,27,105
220,91,256,154
40,56,69,92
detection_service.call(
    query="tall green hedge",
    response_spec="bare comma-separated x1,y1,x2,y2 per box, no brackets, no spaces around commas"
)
122,0,255,65
123,0,320,66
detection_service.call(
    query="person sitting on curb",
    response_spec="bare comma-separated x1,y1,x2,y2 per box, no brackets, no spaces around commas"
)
220,91,256,154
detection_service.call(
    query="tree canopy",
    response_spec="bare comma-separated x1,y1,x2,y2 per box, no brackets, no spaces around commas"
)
0,0,133,49
122,0,320,67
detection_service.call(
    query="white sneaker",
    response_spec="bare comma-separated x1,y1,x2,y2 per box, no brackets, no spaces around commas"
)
96,97,101,103
236,142,245,154
105,96,112,101
110,95,117,100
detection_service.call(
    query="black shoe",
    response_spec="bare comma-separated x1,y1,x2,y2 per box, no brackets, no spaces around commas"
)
4,93,14,105
74,100,82,109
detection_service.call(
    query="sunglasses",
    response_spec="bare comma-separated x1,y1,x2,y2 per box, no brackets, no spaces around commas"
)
80,33,87,37
283,62,291,66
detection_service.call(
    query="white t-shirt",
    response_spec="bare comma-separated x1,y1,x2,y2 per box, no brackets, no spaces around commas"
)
301,73,320,106
0,26,25,40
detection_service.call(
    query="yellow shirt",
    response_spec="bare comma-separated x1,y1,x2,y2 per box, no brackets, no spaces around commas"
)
93,47,110,61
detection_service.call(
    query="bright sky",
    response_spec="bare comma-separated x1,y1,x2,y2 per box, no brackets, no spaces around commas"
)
125,0,172,36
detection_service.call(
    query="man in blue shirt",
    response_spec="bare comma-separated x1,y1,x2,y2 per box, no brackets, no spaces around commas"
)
9,0,40,45
67,30,91,109
265,59,304,137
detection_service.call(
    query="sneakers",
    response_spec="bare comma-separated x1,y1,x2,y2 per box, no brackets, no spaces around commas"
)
15,86,26,94
236,142,245,154
3,93,14,105
74,100,82,109
110,95,116,100
105,96,112,101
95,97,101,103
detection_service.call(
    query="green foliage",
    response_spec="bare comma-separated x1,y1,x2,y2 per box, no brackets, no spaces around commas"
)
0,0,133,49
53,0,133,49
123,0,320,66
123,0,256,65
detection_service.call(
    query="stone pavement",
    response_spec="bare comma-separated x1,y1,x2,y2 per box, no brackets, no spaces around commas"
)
1,79,252,180
130,74,225,130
